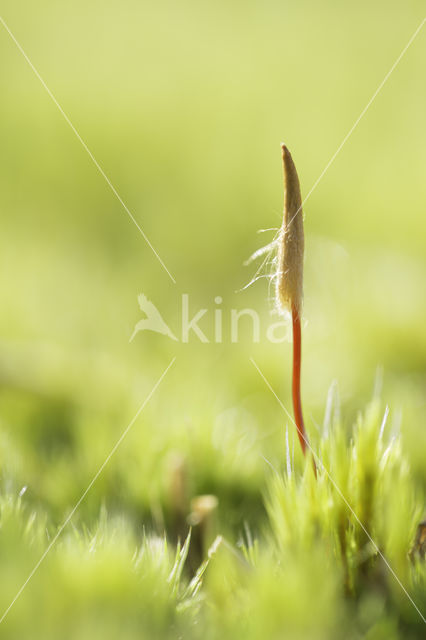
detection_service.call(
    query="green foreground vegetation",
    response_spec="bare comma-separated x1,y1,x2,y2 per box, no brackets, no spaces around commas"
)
0,0,425,637
0,398,425,639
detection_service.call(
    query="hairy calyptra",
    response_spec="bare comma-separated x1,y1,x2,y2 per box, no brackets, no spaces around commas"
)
277,144,314,466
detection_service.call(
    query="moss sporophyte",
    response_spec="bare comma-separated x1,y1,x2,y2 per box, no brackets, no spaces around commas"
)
277,145,316,472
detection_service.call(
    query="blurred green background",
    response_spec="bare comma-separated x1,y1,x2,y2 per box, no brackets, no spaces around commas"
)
0,0,425,637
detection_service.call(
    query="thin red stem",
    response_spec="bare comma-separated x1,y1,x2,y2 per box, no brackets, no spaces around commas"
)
291,305,316,474
291,305,308,455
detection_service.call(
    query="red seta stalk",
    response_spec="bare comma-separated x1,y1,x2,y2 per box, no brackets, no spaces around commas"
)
291,303,317,475
291,304,307,455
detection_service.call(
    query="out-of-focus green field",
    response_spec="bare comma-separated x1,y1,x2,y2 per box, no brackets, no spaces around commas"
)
0,1,425,638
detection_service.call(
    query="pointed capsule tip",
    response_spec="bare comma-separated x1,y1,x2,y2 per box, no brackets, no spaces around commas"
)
281,143,292,165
